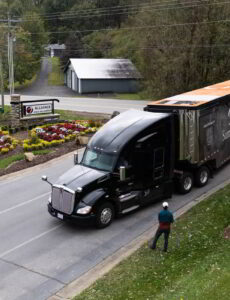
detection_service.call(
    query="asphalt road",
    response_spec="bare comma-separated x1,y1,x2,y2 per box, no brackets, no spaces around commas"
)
1,149,230,300
4,94,149,115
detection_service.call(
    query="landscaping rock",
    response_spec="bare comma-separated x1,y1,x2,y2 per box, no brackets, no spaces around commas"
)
78,135,91,145
24,152,35,162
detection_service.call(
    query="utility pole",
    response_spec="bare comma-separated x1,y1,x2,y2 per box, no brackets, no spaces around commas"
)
8,11,14,95
0,53,4,111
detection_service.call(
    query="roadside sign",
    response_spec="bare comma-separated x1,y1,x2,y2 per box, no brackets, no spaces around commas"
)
23,103,52,116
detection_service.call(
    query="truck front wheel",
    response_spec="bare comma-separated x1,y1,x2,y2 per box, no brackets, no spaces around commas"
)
95,202,115,228
194,166,210,187
178,172,193,194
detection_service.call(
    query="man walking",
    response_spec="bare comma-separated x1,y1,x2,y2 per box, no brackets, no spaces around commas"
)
151,202,174,252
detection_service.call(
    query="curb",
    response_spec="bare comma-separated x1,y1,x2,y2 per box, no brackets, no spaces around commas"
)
0,149,83,182
47,177,230,300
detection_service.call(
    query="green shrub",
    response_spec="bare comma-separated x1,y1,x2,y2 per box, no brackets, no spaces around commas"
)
51,140,58,146
1,148,9,154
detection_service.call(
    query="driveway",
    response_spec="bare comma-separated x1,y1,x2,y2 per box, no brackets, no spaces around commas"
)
15,57,78,97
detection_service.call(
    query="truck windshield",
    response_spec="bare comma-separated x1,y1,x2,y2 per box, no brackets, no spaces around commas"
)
81,148,117,172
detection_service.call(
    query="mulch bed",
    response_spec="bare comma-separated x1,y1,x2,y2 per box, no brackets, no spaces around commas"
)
0,113,110,178
0,135,81,177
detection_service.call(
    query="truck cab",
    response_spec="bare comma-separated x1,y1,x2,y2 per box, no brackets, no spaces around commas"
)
43,109,175,228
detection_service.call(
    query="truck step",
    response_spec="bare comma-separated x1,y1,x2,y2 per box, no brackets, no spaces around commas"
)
121,205,140,214
119,193,137,202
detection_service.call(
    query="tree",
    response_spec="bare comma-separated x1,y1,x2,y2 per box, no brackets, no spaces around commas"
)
127,0,230,98
0,0,48,85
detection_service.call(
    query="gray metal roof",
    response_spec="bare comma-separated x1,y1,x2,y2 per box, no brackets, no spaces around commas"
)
69,58,141,79
45,44,66,50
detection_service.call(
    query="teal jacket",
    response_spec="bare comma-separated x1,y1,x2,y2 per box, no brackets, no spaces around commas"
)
158,209,174,229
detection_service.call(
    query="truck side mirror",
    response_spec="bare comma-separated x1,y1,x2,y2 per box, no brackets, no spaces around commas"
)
74,152,78,165
41,175,52,186
120,166,126,181
42,175,47,181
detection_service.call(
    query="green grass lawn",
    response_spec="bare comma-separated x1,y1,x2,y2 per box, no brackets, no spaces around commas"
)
0,105,11,122
48,57,64,86
55,110,89,121
0,153,25,169
55,109,107,121
73,186,230,300
0,150,53,169
115,93,150,100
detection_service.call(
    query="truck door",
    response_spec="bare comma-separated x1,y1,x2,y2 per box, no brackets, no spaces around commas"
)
132,128,167,204
153,147,165,181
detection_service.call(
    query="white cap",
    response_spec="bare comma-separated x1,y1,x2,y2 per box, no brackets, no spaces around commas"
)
162,202,168,208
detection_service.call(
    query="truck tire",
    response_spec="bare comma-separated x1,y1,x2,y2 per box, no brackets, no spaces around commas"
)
95,202,115,228
195,166,210,187
178,172,193,194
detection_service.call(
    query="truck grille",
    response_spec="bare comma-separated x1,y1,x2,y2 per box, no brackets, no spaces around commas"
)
51,185,75,215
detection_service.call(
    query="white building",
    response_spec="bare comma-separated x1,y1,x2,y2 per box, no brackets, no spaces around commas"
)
64,58,141,94
44,44,66,57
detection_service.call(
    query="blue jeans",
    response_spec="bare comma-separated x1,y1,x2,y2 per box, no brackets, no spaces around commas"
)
151,227,170,251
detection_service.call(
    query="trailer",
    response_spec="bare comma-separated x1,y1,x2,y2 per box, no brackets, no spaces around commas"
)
145,80,230,193
42,80,230,228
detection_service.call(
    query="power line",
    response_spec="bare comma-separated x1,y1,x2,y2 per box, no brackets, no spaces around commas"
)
25,18,230,35
13,0,229,22
18,0,207,18
2,42,229,54
36,0,207,19
1,0,223,22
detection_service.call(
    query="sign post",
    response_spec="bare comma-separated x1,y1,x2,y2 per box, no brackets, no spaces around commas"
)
0,54,4,113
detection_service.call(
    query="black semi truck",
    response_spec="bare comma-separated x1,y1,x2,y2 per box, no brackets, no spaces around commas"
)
42,80,230,228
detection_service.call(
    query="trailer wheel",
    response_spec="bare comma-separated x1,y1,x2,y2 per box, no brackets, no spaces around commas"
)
195,166,210,187
178,172,193,194
95,202,115,229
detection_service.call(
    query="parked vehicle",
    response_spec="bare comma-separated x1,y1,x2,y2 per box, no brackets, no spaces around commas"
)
42,80,230,227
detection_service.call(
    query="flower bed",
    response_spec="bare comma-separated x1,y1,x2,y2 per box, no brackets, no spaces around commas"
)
23,121,100,151
0,129,19,155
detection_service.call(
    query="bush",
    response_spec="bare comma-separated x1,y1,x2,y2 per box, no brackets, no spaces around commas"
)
1,148,9,154
51,140,58,146
23,144,32,151
64,136,71,142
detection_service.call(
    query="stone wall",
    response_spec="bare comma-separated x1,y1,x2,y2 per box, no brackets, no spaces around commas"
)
10,94,21,127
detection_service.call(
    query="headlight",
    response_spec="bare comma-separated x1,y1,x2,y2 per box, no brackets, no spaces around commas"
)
48,196,51,203
77,206,92,215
